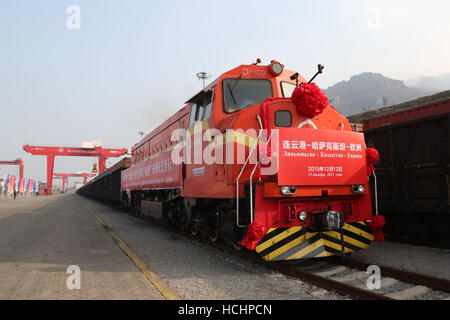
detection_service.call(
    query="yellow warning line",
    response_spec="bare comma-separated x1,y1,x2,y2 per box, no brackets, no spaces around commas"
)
82,203,181,300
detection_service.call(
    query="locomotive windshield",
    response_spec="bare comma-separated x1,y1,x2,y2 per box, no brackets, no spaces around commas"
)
281,82,297,98
223,78,272,112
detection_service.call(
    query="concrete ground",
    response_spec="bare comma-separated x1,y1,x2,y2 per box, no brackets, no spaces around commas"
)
0,194,163,299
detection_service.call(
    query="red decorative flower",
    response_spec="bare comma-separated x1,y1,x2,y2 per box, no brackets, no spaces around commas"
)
367,215,385,242
366,147,379,176
366,148,379,164
240,222,267,250
291,83,329,118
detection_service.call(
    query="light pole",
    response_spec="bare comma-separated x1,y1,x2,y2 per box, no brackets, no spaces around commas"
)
196,72,211,89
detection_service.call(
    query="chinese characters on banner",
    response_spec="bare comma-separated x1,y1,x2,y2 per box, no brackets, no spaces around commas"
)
278,128,367,186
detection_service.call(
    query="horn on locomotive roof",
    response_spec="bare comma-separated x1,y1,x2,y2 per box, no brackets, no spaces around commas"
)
253,58,262,65
290,73,300,87
290,64,325,87
308,64,325,83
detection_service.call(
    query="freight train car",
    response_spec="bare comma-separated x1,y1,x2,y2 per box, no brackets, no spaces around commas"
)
77,158,131,205
363,97,450,243
104,59,383,261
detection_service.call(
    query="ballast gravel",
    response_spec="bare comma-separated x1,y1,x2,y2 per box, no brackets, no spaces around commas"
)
350,241,450,280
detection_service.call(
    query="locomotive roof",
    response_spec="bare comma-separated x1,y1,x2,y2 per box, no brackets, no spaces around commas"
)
132,62,302,150
186,77,219,104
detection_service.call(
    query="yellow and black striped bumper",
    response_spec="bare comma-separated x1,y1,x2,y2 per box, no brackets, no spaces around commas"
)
255,222,374,261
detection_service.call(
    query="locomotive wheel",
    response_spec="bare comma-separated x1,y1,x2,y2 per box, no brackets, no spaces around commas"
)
178,208,192,231
134,198,142,217
208,233,219,242
232,241,242,251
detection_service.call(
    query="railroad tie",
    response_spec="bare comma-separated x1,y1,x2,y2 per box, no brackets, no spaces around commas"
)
313,266,348,277
356,277,399,289
298,261,329,271
331,271,368,282
387,285,431,300
379,277,399,289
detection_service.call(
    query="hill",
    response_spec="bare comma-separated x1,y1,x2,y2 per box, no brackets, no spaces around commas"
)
405,73,450,92
323,73,432,116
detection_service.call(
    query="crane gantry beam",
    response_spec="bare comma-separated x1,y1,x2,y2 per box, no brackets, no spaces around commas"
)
0,158,24,179
53,173,97,192
23,145,127,194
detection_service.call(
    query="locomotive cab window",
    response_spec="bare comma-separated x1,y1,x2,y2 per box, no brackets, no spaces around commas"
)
223,79,272,112
188,104,197,128
275,110,292,127
203,101,212,120
196,106,204,121
188,90,213,128
281,82,297,98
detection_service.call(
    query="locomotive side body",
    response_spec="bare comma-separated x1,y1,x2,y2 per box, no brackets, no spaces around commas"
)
120,61,376,260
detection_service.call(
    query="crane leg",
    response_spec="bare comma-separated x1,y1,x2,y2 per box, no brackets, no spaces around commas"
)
47,155,55,195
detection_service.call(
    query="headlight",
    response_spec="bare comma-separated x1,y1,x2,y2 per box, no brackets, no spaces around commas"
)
269,61,283,76
280,186,297,195
351,184,365,193
298,210,307,221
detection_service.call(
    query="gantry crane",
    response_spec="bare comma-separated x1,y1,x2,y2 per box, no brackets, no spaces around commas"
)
52,175,68,193
53,173,97,193
23,145,127,194
0,159,24,179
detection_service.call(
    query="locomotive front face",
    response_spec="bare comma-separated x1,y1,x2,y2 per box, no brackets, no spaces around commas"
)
216,63,377,261
250,127,375,261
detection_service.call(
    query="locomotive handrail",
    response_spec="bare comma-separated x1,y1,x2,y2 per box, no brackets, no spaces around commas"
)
373,170,379,215
236,115,264,227
249,162,260,223
249,129,275,223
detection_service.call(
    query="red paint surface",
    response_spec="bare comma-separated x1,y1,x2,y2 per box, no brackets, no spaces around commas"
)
122,151,182,190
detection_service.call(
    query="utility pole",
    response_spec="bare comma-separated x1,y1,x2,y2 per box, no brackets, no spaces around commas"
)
196,72,211,89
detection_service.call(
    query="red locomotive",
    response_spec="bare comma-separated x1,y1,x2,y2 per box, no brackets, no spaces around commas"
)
118,60,381,261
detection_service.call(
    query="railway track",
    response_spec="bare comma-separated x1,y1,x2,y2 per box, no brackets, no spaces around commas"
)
200,237,450,300
107,202,450,300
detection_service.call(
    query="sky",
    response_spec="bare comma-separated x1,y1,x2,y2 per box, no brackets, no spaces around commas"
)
1,0,449,184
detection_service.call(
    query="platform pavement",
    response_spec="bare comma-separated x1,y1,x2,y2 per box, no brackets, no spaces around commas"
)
0,194,164,299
